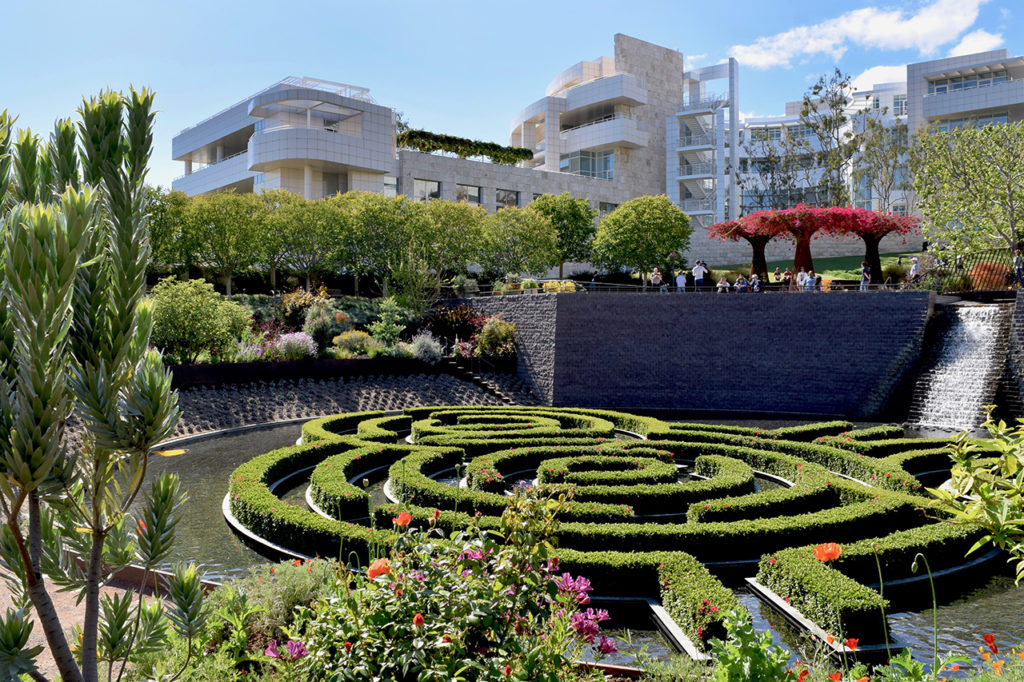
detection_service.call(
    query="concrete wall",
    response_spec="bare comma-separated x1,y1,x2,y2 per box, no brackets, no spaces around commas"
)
466,291,933,418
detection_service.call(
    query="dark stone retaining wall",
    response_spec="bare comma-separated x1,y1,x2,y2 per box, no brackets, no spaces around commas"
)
461,291,934,418
1008,290,1024,399
170,357,440,389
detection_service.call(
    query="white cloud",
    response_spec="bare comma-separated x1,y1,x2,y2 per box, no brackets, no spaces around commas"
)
729,0,989,69
687,53,707,67
947,28,1004,56
850,65,907,93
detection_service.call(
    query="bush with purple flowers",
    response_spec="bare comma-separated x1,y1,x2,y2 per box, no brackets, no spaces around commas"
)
271,332,317,361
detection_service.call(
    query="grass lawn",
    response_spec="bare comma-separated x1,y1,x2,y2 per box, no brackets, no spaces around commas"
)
716,250,922,281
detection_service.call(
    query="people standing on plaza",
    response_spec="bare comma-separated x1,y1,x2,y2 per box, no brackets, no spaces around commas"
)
814,274,823,291
804,270,816,291
692,260,708,291
796,267,808,290
751,274,763,293
650,268,663,292
676,269,687,292
716,276,730,293
734,275,748,292
860,261,871,292
909,257,920,283
782,267,793,291
772,267,782,284
1015,250,1024,288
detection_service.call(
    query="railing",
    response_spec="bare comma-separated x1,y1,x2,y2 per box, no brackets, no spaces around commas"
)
679,162,714,177
678,133,714,147
682,198,715,212
679,94,728,112
172,149,247,182
916,247,1019,294
253,122,357,137
923,76,1013,98
559,116,639,136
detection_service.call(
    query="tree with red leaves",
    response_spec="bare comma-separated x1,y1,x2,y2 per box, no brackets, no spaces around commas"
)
708,216,786,281
838,208,920,284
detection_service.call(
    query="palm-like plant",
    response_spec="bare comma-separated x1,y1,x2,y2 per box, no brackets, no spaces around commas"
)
0,91,204,682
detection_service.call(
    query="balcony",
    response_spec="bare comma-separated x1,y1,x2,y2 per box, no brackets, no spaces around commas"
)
678,162,714,179
682,198,715,213
921,78,1024,120
677,133,714,150
559,116,648,151
678,94,728,114
172,152,251,195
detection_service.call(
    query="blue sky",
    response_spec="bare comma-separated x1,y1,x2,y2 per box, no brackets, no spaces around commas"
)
5,0,1020,188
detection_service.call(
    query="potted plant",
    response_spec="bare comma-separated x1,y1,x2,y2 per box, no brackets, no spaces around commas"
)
492,282,506,296
522,278,539,294
506,281,522,295
542,281,562,294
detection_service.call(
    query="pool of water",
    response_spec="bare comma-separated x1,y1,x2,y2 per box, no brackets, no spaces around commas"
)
136,423,302,582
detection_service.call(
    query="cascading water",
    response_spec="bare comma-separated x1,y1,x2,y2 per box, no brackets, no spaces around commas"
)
907,304,1011,431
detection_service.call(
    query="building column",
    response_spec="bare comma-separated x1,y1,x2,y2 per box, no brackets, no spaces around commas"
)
216,145,224,162
307,109,312,128
184,160,192,175
304,165,313,199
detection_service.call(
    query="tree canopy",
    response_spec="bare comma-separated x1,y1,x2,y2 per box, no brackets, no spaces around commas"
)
592,195,692,278
529,192,598,279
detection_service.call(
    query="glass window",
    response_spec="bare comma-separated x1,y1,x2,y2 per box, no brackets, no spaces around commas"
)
892,205,907,216
413,179,440,201
558,150,614,180
456,184,481,204
532,193,543,202
599,202,618,216
496,189,519,208
383,177,398,198
768,127,781,141
872,96,880,110
893,95,907,116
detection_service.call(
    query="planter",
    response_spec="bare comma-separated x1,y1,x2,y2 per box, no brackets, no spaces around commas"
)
523,288,539,294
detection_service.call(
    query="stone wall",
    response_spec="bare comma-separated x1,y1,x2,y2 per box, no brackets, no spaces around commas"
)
464,291,933,418
1008,290,1024,399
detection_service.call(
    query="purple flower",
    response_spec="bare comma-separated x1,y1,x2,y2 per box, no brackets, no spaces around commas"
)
597,636,618,655
264,640,280,658
570,612,600,642
556,573,593,605
287,640,309,660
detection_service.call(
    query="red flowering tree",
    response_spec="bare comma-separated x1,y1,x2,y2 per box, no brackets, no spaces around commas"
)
707,216,786,281
777,204,844,275
840,208,920,284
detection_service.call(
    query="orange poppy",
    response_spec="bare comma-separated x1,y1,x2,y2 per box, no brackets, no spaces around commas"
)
367,558,391,580
813,543,842,562
393,512,412,528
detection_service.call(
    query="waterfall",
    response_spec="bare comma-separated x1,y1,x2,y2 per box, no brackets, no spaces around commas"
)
907,304,1011,431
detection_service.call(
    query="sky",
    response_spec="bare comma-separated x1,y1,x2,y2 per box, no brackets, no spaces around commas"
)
5,0,1021,189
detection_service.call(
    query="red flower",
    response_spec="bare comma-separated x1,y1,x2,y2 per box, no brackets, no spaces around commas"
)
798,671,809,681
367,558,391,580
137,520,147,535
292,559,302,566
984,633,998,654
813,543,842,562
845,637,859,651
829,674,841,681
393,512,412,528
413,613,425,627
344,641,352,652
503,665,511,676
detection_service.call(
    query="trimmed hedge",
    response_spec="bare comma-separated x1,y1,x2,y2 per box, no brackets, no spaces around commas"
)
536,455,679,486
355,414,412,442
755,522,985,642
301,411,385,443
768,421,853,441
659,554,740,650
842,425,905,441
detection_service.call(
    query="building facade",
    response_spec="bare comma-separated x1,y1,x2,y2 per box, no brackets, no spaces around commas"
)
172,39,1024,268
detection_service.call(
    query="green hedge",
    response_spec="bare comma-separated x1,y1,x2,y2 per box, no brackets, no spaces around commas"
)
768,421,854,441
686,480,840,523
842,425,905,441
301,411,385,443
815,436,954,457
755,522,984,642
355,414,412,442
536,455,679,486
659,554,740,650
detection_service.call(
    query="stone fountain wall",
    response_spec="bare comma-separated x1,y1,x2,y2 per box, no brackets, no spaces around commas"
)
465,291,934,418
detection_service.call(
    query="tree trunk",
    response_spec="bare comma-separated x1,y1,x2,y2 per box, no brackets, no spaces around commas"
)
793,237,814,275
745,236,771,281
81,531,105,682
270,265,277,291
224,274,233,299
863,235,884,285
28,492,42,575
559,261,564,280
305,275,311,292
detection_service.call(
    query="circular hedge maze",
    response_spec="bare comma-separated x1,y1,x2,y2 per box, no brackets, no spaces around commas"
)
226,406,994,652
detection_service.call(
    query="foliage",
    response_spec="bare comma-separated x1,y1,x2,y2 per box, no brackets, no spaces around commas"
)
397,129,534,165
795,68,859,206
475,317,516,359
302,305,348,354
929,412,1024,583
272,332,317,361
150,277,251,364
427,305,487,349
592,196,691,279
480,206,558,277
293,491,609,681
410,331,443,365
147,187,192,273
854,115,912,215
0,90,204,682
530,193,598,278
277,286,330,329
709,608,790,682
187,190,263,297
368,296,405,350
332,330,373,356
277,196,349,291
913,121,1024,259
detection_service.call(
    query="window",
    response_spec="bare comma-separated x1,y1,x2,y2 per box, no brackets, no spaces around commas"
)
928,70,1007,96
893,95,907,116
413,179,440,201
532,193,544,202
768,127,781,141
872,96,881,110
558,150,614,179
456,184,481,204
323,172,342,197
935,112,1009,132
496,189,519,208
383,177,398,198
253,173,265,186
599,202,618,216
892,205,907,216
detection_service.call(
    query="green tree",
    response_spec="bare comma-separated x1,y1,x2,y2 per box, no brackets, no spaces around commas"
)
255,188,302,291
340,192,427,303
146,186,192,274
279,197,346,291
853,116,911,215
737,125,808,211
529,193,597,278
480,206,558,279
418,198,486,290
913,121,1024,259
592,195,692,281
796,68,860,206
189,191,262,297
0,90,205,682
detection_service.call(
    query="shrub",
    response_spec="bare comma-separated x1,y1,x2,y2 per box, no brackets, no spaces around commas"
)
150,277,251,364
303,305,347,354
367,296,404,349
476,317,516,359
273,332,317,360
410,331,443,365
882,263,908,283
426,304,486,348
277,286,330,328
332,330,372,356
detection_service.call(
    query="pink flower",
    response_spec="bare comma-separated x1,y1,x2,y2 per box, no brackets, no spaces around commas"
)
264,640,280,658
598,635,618,654
287,640,309,660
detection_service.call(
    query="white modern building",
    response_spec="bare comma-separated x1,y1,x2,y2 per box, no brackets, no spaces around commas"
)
172,38,1024,266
